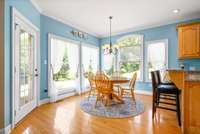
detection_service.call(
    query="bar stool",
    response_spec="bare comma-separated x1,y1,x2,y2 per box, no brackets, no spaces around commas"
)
151,70,181,126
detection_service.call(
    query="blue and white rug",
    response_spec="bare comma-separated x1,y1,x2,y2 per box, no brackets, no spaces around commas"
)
80,97,145,118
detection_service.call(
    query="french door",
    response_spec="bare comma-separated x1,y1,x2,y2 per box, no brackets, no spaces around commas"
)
48,34,99,100
81,43,99,92
13,12,39,124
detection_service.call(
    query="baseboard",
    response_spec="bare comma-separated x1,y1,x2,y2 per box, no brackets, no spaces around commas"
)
39,91,77,105
39,98,50,106
0,124,11,134
57,91,76,100
135,90,152,96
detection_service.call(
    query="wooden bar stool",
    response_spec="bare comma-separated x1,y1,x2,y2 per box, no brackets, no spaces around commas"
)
151,70,181,126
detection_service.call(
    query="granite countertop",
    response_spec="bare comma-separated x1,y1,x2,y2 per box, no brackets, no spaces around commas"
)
185,72,200,82
167,69,200,82
167,69,200,73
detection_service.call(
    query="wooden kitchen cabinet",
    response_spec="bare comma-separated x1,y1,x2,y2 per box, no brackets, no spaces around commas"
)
177,22,200,59
184,81,200,134
168,70,200,134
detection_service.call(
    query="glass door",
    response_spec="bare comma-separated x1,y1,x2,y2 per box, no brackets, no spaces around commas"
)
14,20,38,124
49,35,80,101
81,44,99,92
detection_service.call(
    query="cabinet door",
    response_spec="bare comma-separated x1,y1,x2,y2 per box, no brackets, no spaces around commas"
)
179,25,200,58
184,82,200,134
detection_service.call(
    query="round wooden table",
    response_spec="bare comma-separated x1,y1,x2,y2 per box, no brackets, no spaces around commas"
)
109,77,130,103
109,77,130,84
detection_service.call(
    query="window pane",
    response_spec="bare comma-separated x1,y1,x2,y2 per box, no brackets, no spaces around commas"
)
51,38,79,90
118,35,143,80
119,36,142,47
120,61,141,79
103,54,114,76
19,30,34,107
119,46,141,61
147,42,167,80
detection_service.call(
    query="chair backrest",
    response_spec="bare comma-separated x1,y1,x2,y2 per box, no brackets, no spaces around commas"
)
95,72,112,94
151,71,160,93
129,73,137,91
95,71,109,80
155,70,162,84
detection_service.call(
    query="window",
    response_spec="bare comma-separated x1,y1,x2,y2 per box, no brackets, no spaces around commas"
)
117,35,143,80
102,53,115,76
50,37,79,91
145,39,168,81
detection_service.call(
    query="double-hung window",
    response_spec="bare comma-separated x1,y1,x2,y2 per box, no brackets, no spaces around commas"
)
117,35,143,80
145,39,168,81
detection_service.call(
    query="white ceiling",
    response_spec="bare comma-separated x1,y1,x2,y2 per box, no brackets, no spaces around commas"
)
32,0,200,37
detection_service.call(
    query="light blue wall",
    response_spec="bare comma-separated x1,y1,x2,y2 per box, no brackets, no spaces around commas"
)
40,15,99,99
5,0,41,126
4,0,200,127
5,0,100,126
100,18,200,92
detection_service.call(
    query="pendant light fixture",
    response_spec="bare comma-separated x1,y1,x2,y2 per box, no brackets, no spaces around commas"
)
103,16,118,55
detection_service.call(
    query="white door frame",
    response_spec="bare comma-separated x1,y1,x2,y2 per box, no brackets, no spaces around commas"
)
11,7,40,128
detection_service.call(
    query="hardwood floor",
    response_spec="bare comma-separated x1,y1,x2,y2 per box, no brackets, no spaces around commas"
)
11,94,181,134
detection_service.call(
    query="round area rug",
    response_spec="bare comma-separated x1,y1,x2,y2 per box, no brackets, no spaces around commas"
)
80,97,145,118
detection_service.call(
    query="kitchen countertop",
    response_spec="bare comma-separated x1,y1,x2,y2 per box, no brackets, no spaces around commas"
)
167,69,200,82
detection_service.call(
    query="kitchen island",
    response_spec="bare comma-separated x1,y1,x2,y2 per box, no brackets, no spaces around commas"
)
168,70,200,134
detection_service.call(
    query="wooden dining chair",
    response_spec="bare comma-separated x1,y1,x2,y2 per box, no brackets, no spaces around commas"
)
87,72,96,100
94,72,113,106
119,73,137,102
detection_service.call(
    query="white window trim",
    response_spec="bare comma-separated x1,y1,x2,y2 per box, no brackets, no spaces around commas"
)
116,34,144,82
48,34,100,95
145,39,169,82
48,33,81,96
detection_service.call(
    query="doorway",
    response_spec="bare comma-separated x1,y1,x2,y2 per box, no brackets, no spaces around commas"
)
12,8,40,125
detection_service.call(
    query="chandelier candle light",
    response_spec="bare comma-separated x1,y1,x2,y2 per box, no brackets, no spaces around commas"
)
104,16,118,55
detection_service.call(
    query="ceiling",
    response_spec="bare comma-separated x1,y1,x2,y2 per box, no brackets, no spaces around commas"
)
32,0,200,37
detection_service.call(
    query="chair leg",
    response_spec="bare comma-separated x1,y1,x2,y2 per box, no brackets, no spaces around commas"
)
131,90,136,103
156,91,160,106
120,89,124,97
117,86,120,96
95,93,100,107
176,91,181,126
152,91,157,119
88,89,92,100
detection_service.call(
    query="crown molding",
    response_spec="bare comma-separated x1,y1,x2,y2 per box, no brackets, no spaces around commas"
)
30,0,42,13
99,15,200,38
41,12,100,38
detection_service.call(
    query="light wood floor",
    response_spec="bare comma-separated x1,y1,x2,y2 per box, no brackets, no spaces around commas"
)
11,94,181,134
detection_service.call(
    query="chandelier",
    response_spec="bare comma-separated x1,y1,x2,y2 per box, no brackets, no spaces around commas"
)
103,16,118,55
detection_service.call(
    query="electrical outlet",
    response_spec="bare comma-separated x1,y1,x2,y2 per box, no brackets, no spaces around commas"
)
189,66,195,71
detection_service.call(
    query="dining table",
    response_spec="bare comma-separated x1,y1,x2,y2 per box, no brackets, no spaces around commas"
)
108,77,130,103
